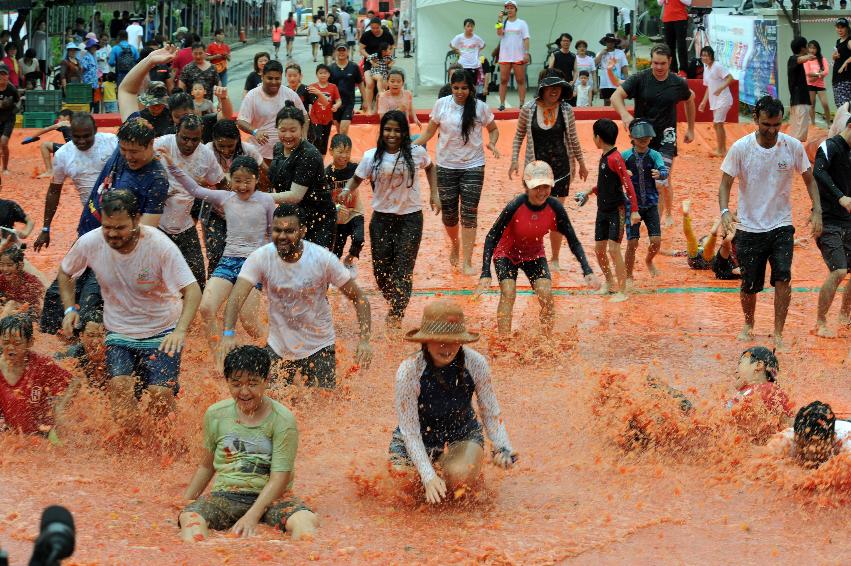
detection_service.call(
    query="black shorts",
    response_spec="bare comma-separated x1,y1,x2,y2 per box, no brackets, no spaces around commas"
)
735,225,794,294
273,41,281,48
551,175,570,198
625,205,661,240
333,103,355,122
493,256,550,284
712,248,741,280
0,116,14,138
595,206,625,242
817,224,851,272
600,87,616,100
808,85,825,92
285,36,294,44
321,44,334,57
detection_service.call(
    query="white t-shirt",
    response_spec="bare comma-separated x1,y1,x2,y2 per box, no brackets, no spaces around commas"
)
60,226,197,338
720,132,811,233
497,19,530,63
126,23,144,50
96,45,112,74
308,22,321,43
575,54,596,82
597,49,628,89
237,86,306,160
355,145,431,214
337,11,351,40
576,83,593,107
52,133,119,206
451,33,485,69
703,62,734,110
153,135,224,234
780,420,851,454
238,241,352,359
430,96,494,169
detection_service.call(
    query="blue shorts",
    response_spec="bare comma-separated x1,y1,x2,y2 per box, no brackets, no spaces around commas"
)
211,256,261,288
105,330,182,393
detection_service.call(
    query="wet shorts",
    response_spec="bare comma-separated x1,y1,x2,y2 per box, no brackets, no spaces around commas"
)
266,344,336,388
599,87,616,100
817,224,851,272
0,116,14,138
211,256,262,289
595,207,625,242
105,330,181,393
625,205,661,240
493,256,550,284
388,422,484,466
182,491,310,532
333,103,355,122
735,225,794,294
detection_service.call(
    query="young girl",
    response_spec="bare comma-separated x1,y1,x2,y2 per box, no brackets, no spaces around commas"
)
678,200,740,280
0,247,44,318
376,68,421,129
573,40,597,104
391,299,517,504
805,40,832,124
285,63,316,115
284,13,297,59
158,152,286,349
191,82,215,115
698,46,734,157
340,110,439,328
365,43,394,111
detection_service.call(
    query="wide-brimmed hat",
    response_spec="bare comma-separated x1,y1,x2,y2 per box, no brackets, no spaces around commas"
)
599,32,619,46
130,13,144,21
536,73,571,100
138,81,169,107
405,300,479,344
65,42,80,51
523,160,554,188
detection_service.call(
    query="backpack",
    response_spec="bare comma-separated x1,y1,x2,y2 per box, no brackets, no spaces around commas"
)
115,45,136,74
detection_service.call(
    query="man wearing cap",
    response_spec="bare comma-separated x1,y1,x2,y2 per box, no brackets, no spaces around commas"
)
595,33,628,106
219,203,372,389
359,17,394,115
126,13,144,51
0,63,19,173
611,43,695,228
134,81,172,137
329,42,362,135
108,30,140,86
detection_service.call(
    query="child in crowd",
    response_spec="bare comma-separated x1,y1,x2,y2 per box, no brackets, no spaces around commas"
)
727,346,793,419
575,70,593,108
575,119,640,302
376,68,420,129
22,109,73,179
191,82,216,116
621,119,668,288
285,63,315,115
179,345,318,541
764,401,851,467
326,134,363,275
102,72,117,113
0,247,43,318
307,63,340,155
366,42,394,97
679,200,741,280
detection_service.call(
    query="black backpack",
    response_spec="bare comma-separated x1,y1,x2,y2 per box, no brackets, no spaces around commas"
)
115,45,136,74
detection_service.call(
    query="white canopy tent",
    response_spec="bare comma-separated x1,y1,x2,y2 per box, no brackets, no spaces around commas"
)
414,0,635,87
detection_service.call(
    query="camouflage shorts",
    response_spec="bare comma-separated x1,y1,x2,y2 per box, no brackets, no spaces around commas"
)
182,491,310,532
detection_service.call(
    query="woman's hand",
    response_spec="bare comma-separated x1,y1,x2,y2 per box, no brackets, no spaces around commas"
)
254,130,270,145
578,163,588,182
424,476,446,504
487,141,500,158
698,101,706,113
156,147,174,166
429,192,442,215
508,160,519,180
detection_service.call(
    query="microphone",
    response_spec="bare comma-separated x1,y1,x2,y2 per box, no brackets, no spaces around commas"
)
28,506,75,566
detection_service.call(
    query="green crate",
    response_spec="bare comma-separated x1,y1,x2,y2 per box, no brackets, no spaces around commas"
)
25,90,62,113
23,111,58,129
64,84,93,104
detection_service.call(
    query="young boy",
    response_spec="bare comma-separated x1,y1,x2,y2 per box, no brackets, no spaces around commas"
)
621,119,668,288
764,401,851,467
575,119,640,302
179,345,318,541
575,70,593,108
307,63,341,155
22,109,74,179
191,82,215,116
679,200,741,280
327,134,363,275
102,72,118,113
728,346,793,419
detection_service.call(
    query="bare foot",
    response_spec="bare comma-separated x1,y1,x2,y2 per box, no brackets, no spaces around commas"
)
681,200,691,215
645,260,660,277
773,334,788,352
37,171,52,179
548,259,561,272
609,292,629,303
838,312,850,326
449,243,460,268
594,282,611,295
813,323,836,338
711,150,726,158
736,324,754,341
625,278,635,293
663,215,675,228
462,263,478,276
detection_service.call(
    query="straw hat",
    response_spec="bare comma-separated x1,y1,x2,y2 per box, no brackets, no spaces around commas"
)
405,300,479,344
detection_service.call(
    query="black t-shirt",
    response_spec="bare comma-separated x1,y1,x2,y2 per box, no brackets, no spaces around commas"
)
329,61,362,106
620,70,691,154
0,199,26,229
268,140,334,213
835,37,851,82
138,107,174,138
325,162,357,199
295,84,317,114
321,24,339,49
360,29,395,70
244,71,261,92
552,51,576,82
787,55,811,106
0,85,20,122
148,64,171,84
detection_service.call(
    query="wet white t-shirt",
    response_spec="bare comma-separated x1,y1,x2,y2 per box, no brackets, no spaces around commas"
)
51,133,119,206
451,33,485,69
238,241,352,359
154,135,224,234
702,62,734,110
355,145,431,215
721,132,810,233
780,420,851,454
237,86,306,160
497,19,529,64
60,226,197,338
430,96,494,169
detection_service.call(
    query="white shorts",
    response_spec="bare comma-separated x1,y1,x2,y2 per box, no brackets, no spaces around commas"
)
712,103,732,123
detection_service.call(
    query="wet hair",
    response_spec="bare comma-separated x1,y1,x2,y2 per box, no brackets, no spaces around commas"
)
211,119,246,159
794,401,836,464
178,112,203,131
223,345,271,381
463,18,475,26
58,109,74,120
449,69,478,145
80,306,103,328
117,117,156,146
316,63,331,74
0,246,24,265
650,44,672,59
593,118,618,145
168,92,194,114
330,133,352,149
253,51,270,73
578,70,590,78
808,40,824,71
70,112,96,132
790,36,808,54
754,96,784,119
273,203,306,224
741,346,779,381
387,68,406,82
191,41,206,51
264,60,284,75
275,105,305,127
700,46,715,62
373,110,416,189
575,40,588,49
0,314,33,341
101,189,140,218
286,62,302,75
230,154,259,177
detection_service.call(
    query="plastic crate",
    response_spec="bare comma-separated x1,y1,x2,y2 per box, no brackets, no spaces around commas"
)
23,111,57,129
25,90,62,113
62,103,90,113
15,114,21,127
64,84,93,104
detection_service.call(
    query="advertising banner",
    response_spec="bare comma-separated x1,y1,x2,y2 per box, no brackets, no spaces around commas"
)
707,14,777,105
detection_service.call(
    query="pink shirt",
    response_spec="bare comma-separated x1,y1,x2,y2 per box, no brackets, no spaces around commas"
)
804,57,829,88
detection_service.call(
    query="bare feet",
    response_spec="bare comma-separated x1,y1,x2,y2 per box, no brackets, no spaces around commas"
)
663,215,675,228
625,278,635,293
594,282,611,295
773,333,788,352
839,312,851,326
37,171,52,179
681,200,691,216
462,263,478,276
449,243,460,268
736,324,754,341
813,323,836,338
645,260,660,277
385,314,402,330
711,150,726,158
548,259,561,272
609,292,629,303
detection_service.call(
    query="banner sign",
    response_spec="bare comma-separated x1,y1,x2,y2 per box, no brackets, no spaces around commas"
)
707,14,777,106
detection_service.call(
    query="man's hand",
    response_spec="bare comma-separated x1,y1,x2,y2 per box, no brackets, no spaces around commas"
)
159,330,187,355
62,310,80,337
424,476,446,504
720,210,738,236
684,128,695,144
809,209,823,239
840,195,851,214
578,163,588,181
355,338,373,368
33,230,50,251
147,44,178,66
217,335,238,370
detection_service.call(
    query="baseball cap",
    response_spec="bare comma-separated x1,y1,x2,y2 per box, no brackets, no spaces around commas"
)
742,346,779,381
523,161,554,188
335,41,348,50
504,0,518,6
629,119,656,139
138,81,169,107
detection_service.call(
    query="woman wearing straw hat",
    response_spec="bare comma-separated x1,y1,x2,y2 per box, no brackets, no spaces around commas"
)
391,299,517,504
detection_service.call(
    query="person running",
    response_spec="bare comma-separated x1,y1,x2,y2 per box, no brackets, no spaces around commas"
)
510,71,587,272
341,110,439,328
237,60,306,164
391,299,517,504
329,43,362,135
698,46,734,157
495,0,529,111
285,63,316,116
307,64,341,156
414,69,499,275
719,96,823,350
321,15,340,66
327,134,363,274
58,190,201,427
22,109,74,179
307,18,321,62
268,107,337,250
0,64,19,174
478,161,597,335
219,204,373,388
376,69,420,129
450,19,485,89
284,13,297,59
272,21,283,59
611,43,695,229
207,29,231,86
812,115,851,338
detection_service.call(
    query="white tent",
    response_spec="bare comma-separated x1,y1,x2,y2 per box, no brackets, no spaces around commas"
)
414,0,635,87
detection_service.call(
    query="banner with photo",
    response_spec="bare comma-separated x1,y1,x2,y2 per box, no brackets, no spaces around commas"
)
706,14,778,106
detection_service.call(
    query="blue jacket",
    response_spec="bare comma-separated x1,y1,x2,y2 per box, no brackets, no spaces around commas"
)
622,147,668,207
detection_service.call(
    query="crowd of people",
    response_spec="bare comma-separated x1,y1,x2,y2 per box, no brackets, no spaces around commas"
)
0,4,850,547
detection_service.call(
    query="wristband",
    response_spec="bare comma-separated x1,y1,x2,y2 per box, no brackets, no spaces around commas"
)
222,329,235,337
720,208,730,216
64,306,78,316
41,226,50,233
252,129,258,137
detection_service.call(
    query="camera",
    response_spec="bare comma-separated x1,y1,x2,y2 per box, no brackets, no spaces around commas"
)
0,506,76,566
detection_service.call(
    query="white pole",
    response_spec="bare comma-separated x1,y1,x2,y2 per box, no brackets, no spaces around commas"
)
412,0,418,93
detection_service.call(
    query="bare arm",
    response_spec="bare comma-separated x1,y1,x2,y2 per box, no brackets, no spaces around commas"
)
18,215,34,239
234,471,291,535
610,87,632,127
215,86,233,119
34,182,63,251
684,91,696,141
718,172,737,235
118,45,177,122
802,168,823,238
412,120,438,146
270,183,308,204
159,281,202,355
338,278,372,366
140,213,161,227
184,450,215,499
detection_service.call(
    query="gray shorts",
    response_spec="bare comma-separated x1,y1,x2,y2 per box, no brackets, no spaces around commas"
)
181,491,310,532
266,344,336,388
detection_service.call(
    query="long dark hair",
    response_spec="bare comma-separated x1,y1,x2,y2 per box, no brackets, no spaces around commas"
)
211,119,246,168
449,69,478,145
808,40,824,71
372,110,416,189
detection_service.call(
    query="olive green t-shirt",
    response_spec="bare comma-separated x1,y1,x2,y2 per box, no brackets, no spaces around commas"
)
203,398,298,493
